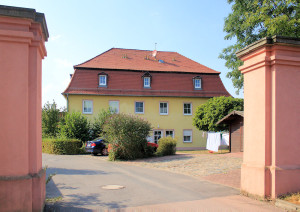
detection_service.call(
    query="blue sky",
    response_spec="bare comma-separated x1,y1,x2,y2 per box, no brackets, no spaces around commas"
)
1,0,243,109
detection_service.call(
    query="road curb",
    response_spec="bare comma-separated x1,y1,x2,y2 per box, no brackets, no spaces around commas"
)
275,199,300,211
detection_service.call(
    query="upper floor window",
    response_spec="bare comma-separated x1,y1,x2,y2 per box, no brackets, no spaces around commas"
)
98,72,108,87
82,100,93,114
144,77,150,88
99,75,107,86
183,103,192,115
109,101,119,114
142,72,152,88
135,101,144,114
160,102,168,115
193,76,202,90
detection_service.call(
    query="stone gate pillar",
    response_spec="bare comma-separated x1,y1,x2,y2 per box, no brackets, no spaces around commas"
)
0,5,48,211
236,36,300,198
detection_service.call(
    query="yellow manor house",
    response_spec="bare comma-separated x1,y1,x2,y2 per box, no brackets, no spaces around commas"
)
63,48,230,150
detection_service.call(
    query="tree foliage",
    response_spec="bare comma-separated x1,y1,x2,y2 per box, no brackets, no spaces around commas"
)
220,0,300,94
193,96,244,132
42,101,61,137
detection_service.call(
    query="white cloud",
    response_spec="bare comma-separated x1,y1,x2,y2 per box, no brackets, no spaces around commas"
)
49,34,62,41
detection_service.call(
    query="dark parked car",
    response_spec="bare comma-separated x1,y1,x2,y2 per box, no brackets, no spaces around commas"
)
85,138,108,156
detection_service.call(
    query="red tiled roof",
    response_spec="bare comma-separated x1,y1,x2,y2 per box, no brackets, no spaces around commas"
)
63,69,230,98
75,48,220,74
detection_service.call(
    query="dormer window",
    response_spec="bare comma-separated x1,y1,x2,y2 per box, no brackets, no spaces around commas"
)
98,72,108,87
193,76,202,90
144,77,150,88
142,72,152,88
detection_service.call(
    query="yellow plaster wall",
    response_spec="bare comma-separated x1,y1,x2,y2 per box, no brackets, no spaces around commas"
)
68,95,209,148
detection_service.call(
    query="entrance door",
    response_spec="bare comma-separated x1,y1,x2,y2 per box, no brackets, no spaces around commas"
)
153,130,163,144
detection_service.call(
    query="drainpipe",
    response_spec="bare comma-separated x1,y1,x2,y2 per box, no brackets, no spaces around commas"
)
66,93,69,112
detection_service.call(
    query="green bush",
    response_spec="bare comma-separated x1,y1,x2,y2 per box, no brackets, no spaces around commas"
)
90,109,112,139
104,113,152,160
60,112,90,142
156,137,177,156
42,137,81,155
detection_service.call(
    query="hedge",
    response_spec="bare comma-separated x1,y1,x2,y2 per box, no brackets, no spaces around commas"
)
155,137,177,156
42,138,82,155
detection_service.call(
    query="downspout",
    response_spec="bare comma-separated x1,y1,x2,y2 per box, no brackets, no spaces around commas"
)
66,93,69,112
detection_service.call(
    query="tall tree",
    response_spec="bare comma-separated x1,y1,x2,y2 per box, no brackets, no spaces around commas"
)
220,0,300,94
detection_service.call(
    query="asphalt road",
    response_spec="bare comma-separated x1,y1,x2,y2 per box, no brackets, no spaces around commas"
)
43,154,282,211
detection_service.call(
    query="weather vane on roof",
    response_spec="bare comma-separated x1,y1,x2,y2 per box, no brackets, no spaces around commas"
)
155,43,157,50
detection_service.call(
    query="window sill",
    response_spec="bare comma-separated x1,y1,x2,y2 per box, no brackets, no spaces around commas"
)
184,114,192,116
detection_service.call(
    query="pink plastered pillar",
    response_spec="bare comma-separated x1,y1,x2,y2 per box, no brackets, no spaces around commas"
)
0,6,48,211
237,36,300,198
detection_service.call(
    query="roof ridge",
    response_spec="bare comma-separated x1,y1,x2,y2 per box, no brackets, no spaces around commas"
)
110,47,178,53
74,48,115,68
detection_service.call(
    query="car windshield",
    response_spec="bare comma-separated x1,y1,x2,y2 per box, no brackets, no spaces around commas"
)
92,137,106,143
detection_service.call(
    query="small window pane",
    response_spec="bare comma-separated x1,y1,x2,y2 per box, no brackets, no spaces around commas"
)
184,103,192,115
195,79,201,89
160,102,168,115
144,77,150,87
99,75,107,86
154,130,162,144
166,130,174,138
109,101,119,114
183,130,192,143
83,100,93,114
135,102,144,113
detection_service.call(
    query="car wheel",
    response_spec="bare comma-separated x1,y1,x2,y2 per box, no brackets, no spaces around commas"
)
92,153,98,156
102,148,108,156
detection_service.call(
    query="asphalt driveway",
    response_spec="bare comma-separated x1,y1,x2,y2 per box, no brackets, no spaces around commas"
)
43,154,282,211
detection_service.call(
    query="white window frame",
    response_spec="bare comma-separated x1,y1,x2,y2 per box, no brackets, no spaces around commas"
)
99,75,107,86
82,100,93,114
183,130,192,143
109,100,119,114
135,101,144,114
144,77,150,88
159,102,168,115
183,103,192,115
194,78,201,89
153,130,163,144
165,130,174,138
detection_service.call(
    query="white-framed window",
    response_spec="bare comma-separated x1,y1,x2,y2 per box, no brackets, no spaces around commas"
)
166,130,174,138
183,130,192,143
194,78,201,89
109,101,119,114
153,130,163,144
144,77,150,88
159,102,168,115
183,103,192,115
82,100,93,114
135,101,144,114
99,75,107,86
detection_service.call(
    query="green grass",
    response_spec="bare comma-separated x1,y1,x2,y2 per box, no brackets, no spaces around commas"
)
279,192,300,205
45,196,63,203
177,149,230,154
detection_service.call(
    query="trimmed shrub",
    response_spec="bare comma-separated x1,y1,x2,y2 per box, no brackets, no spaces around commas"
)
103,113,152,161
60,112,90,142
42,137,81,155
156,137,177,156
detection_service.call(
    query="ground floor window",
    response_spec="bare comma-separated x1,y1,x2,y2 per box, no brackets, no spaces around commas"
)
183,130,192,143
165,130,174,138
153,130,163,144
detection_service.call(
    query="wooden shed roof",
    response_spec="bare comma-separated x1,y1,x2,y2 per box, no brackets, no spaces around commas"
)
216,110,244,125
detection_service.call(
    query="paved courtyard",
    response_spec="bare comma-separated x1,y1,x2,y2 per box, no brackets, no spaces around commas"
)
43,153,283,211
